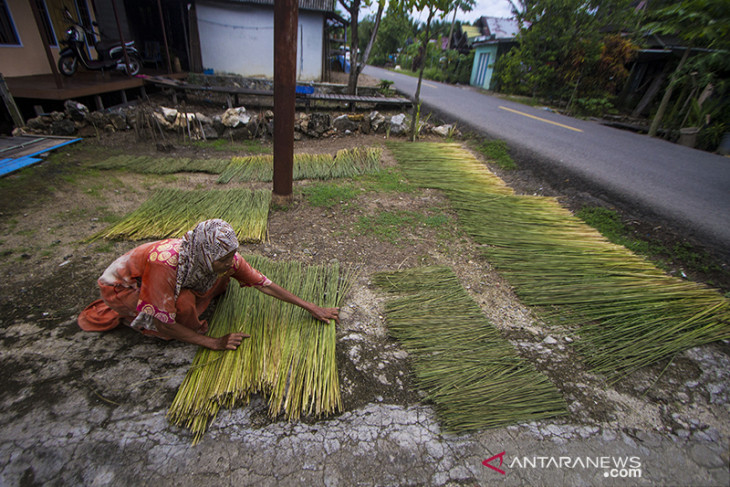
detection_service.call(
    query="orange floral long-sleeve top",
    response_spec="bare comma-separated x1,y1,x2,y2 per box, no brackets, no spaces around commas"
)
98,239,270,328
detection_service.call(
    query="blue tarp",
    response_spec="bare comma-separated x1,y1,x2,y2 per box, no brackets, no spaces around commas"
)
0,137,82,177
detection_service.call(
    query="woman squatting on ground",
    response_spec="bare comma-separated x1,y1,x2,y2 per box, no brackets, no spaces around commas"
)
78,219,339,349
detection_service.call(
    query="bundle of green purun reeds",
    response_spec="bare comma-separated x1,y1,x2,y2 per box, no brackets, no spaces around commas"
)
373,266,567,433
217,147,382,183
91,188,270,242
89,155,230,174
387,142,730,380
168,255,352,444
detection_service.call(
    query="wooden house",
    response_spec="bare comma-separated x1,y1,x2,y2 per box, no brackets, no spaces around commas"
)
469,16,520,91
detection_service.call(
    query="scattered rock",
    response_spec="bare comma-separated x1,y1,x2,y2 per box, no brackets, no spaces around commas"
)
151,112,172,130
160,106,178,122
51,119,76,136
307,113,331,136
107,110,127,130
64,100,89,122
432,124,453,137
369,111,386,133
87,111,107,127
333,114,359,133
19,87,414,142
389,113,409,135
222,107,251,128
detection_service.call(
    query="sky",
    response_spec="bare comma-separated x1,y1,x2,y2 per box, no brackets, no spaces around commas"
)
363,0,516,25
442,0,514,23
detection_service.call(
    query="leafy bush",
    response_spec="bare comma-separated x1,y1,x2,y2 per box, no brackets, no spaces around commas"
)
572,97,616,117
423,66,446,82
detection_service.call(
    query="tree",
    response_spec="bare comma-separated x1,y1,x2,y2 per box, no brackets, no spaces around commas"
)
339,0,387,94
446,0,476,50
644,0,730,136
394,0,455,141
370,3,418,65
495,0,637,105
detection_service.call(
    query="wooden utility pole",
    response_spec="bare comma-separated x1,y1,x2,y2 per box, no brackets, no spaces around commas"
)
272,0,298,204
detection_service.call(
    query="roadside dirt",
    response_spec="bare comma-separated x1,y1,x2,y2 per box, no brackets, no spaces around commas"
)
1,104,728,445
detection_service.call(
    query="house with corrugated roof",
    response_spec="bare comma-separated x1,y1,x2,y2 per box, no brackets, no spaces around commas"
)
469,16,520,91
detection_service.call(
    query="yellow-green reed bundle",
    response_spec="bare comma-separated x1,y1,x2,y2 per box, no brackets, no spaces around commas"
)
387,141,730,380
89,155,231,174
373,266,566,433
139,157,192,174
388,142,512,196
218,155,274,183
191,158,232,174
293,153,336,180
329,147,383,179
168,256,352,444
89,188,270,242
217,148,383,183
218,153,334,183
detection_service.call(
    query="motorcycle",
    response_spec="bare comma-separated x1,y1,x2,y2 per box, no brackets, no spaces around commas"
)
57,7,141,77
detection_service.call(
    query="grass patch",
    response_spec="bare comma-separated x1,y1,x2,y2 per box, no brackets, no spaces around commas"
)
496,94,546,108
578,206,723,277
471,139,517,170
577,207,659,256
357,210,419,243
356,167,414,193
356,209,454,244
300,182,360,208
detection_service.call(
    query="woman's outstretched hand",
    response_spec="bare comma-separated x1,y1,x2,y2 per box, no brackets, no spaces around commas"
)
214,332,250,350
310,306,340,324
256,283,341,325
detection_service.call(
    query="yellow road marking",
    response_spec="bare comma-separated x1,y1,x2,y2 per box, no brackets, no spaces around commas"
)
423,82,439,89
498,106,583,132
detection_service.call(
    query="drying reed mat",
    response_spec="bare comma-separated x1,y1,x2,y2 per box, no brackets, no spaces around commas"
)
90,188,270,242
388,142,730,380
168,256,353,444
373,266,567,433
217,147,382,183
90,155,231,174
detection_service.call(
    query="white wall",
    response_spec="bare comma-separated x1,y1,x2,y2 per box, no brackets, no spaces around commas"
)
196,1,323,81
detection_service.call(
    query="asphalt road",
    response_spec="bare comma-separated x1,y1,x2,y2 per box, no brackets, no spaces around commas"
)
364,65,730,258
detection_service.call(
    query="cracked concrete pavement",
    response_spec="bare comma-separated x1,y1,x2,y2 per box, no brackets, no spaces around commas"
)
1,294,728,486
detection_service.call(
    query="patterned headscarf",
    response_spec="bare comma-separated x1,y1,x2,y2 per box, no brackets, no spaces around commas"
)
175,219,239,297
